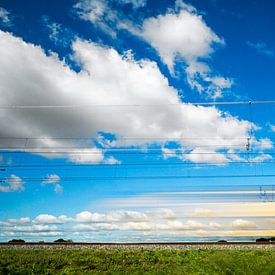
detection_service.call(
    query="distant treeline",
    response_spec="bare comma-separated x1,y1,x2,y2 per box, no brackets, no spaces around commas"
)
8,238,73,243
255,237,275,242
6,238,275,243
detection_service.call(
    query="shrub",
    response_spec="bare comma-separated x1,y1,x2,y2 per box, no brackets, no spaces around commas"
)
53,238,73,243
8,239,25,243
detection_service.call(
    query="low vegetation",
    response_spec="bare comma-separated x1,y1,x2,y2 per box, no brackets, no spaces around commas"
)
0,249,275,274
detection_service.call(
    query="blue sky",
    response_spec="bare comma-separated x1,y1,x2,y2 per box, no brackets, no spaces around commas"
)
0,0,274,242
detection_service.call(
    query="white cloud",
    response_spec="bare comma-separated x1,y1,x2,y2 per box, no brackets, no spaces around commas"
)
0,7,11,26
231,219,257,230
0,31,261,164
54,183,63,194
149,208,176,220
74,0,146,38
104,156,121,164
167,220,206,230
10,217,31,223
189,208,217,217
75,210,149,223
107,210,149,222
252,138,273,150
68,148,104,164
0,174,24,192
1,208,274,240
4,217,31,225
42,174,63,193
0,223,58,234
75,211,106,223
186,62,233,99
42,16,75,47
161,147,178,159
209,222,222,229
116,0,146,9
74,0,119,38
74,0,233,98
270,124,275,132
0,231,62,237
140,3,233,98
250,154,272,163
175,0,197,13
182,147,228,164
247,41,274,57
141,9,223,71
43,174,60,184
33,214,71,224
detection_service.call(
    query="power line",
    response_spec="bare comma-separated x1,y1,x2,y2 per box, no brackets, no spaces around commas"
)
0,144,251,150
0,150,273,155
0,136,257,140
1,161,274,169
0,100,275,109
2,174,275,182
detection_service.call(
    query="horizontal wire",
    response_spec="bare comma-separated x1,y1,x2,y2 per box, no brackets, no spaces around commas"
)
0,151,273,155
0,100,275,109
1,161,274,169
0,136,255,140
0,145,249,150
2,174,275,182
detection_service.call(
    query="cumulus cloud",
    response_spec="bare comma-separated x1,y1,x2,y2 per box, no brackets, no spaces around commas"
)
253,138,273,150
0,30,267,164
42,174,63,193
182,147,228,164
33,214,71,224
73,0,233,98
0,231,62,237
0,174,24,192
140,2,232,98
75,210,149,223
10,224,58,232
1,217,31,226
167,220,206,230
149,208,176,220
43,174,60,184
75,211,106,223
231,219,257,230
8,217,31,224
1,208,273,240
141,9,223,71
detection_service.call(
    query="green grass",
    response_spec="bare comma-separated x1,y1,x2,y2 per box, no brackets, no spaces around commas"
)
0,249,275,274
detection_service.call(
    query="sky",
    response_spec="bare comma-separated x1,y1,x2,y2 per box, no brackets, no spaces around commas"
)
0,0,274,242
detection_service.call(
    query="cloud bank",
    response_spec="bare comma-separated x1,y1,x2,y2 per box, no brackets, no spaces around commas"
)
0,30,262,165
1,207,274,241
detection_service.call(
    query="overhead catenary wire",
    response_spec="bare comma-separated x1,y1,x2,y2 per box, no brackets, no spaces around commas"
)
0,150,273,155
0,100,275,109
0,136,262,140
0,144,256,149
2,174,275,182
0,100,273,184
1,160,274,169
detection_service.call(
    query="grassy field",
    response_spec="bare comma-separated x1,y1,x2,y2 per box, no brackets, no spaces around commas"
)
0,249,275,274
